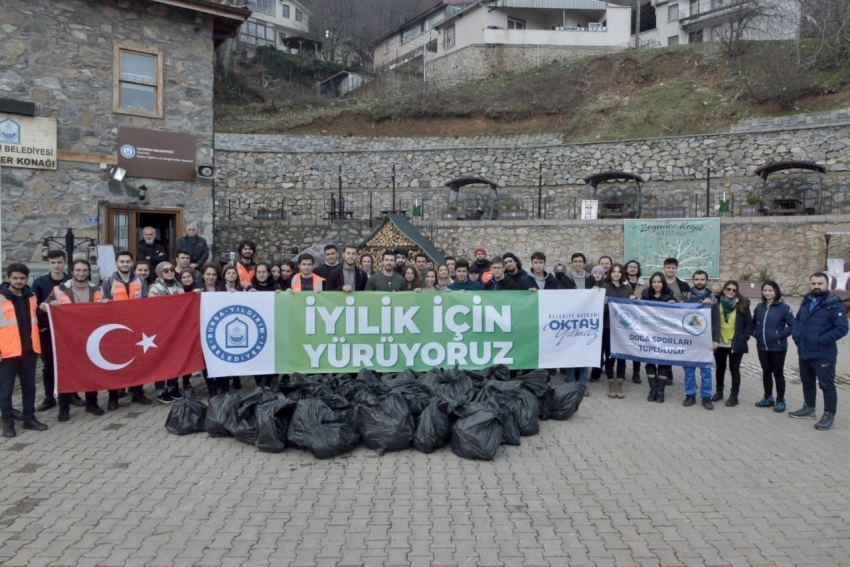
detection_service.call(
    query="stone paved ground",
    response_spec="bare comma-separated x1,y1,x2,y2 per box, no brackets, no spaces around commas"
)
2,299,850,567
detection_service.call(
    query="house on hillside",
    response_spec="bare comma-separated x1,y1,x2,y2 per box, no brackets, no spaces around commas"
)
0,0,249,264
239,0,320,57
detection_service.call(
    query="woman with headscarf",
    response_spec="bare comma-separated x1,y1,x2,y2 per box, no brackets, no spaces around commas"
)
148,262,185,403
751,280,794,413
712,280,754,407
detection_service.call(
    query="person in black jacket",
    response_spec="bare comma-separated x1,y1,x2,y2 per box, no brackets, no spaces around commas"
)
712,280,754,407
528,252,559,290
680,270,720,410
175,223,209,270
137,227,168,271
751,280,795,413
484,258,520,290
565,253,594,289
502,253,535,289
641,272,677,403
326,245,368,291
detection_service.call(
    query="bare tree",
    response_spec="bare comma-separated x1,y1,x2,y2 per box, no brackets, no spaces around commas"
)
799,0,850,65
713,0,784,58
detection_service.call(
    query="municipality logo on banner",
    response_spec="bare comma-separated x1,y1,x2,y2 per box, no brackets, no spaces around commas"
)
200,290,604,375
608,297,714,365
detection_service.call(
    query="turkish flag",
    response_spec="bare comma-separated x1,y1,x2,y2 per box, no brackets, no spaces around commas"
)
48,294,205,394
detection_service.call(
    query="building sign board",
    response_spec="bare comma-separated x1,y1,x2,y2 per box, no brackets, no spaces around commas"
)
117,127,196,181
580,200,599,220
0,114,57,170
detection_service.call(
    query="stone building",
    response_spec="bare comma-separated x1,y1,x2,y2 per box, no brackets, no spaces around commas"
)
0,0,249,265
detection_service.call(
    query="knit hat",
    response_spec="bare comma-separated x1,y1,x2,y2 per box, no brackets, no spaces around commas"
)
591,265,605,275
474,247,487,256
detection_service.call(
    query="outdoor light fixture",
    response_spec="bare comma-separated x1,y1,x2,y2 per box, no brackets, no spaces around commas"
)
197,165,217,179
138,184,147,201
110,166,127,181
42,229,98,262
40,239,50,261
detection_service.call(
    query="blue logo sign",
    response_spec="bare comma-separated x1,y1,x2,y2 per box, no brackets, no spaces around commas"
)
614,306,638,329
0,118,21,144
205,305,267,362
120,144,136,158
682,312,709,336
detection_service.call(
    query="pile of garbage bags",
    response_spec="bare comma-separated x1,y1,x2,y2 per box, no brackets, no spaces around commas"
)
165,366,583,461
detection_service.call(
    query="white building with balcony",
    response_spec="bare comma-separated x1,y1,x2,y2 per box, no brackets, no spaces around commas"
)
238,0,317,57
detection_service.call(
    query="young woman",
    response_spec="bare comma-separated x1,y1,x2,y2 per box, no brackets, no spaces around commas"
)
590,266,606,288
403,266,419,291
221,265,244,292
270,265,281,284
588,266,608,383
751,281,794,412
624,259,646,383
419,268,438,291
641,272,676,403
436,264,453,291
198,264,228,396
712,280,753,407
148,263,185,403
179,268,197,293
278,260,296,291
360,253,375,276
250,262,278,292
603,264,633,399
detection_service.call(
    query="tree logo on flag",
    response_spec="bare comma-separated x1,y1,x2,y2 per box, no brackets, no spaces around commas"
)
682,312,708,336
205,306,268,362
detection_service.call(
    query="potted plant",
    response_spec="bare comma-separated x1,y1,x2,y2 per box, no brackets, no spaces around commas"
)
740,193,761,216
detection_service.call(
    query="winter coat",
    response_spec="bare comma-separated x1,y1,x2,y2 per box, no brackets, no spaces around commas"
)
505,268,535,290
713,299,753,354
564,271,594,289
640,289,675,303
752,300,795,352
603,282,634,329
449,279,484,291
484,277,520,291
32,273,70,331
792,291,849,360
680,290,721,343
325,265,368,291
529,271,559,290
176,235,209,266
137,239,168,269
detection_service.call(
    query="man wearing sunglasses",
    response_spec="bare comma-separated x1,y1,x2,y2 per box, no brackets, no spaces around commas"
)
790,272,848,430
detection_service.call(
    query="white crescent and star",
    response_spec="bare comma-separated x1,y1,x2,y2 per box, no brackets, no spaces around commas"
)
85,325,157,371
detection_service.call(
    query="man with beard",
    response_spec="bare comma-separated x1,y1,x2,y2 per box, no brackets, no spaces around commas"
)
414,253,428,275
41,260,107,421
314,244,340,280
790,272,849,430
501,253,535,290
137,226,167,271
394,248,408,275
102,251,151,410
473,247,491,272
680,270,719,410
366,250,406,292
0,263,49,438
326,245,368,292
231,239,257,290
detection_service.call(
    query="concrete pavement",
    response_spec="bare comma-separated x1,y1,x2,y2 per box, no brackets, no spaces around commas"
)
2,298,850,566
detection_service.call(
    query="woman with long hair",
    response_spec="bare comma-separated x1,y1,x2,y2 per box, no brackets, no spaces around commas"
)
251,262,278,292
712,279,754,407
360,253,375,276
403,266,419,291
419,268,438,291
221,265,244,292
179,268,197,293
200,263,222,293
603,264,633,399
751,281,794,412
624,260,646,384
436,264,452,291
641,272,676,403
278,260,296,291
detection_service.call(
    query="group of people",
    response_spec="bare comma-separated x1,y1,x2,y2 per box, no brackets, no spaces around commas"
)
0,225,846,438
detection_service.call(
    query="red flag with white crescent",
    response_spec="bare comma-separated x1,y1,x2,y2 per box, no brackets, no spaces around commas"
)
48,293,204,393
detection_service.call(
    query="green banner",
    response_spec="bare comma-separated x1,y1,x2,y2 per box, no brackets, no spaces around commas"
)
624,218,720,279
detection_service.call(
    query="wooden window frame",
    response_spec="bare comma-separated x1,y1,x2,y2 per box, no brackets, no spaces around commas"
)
113,43,163,119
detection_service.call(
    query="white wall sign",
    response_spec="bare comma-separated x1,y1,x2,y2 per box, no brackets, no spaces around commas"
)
0,114,57,170
581,200,599,220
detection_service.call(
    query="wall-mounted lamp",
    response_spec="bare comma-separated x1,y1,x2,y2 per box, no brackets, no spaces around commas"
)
110,166,127,181
138,184,148,202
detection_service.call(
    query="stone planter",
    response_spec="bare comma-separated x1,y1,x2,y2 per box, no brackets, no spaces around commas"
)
739,204,760,217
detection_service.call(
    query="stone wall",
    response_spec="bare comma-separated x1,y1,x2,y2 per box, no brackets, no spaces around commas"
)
0,0,217,262
424,44,625,84
730,108,850,134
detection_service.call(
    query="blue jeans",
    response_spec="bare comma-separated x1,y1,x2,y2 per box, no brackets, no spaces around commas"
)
683,364,713,398
566,367,589,390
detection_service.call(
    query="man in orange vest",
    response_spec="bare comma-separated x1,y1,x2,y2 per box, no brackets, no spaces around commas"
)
231,239,257,290
101,251,151,410
289,254,324,292
42,259,106,422
1,263,48,438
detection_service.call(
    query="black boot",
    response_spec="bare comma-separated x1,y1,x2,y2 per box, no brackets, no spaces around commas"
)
656,378,666,403
646,376,657,402
2,419,15,438
725,391,739,407
22,416,48,431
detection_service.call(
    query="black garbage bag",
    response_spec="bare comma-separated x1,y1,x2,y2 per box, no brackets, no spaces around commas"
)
204,393,240,437
498,403,521,446
420,367,475,406
511,369,551,400
386,368,417,383
474,381,540,437
287,398,360,459
543,381,583,420
385,378,432,417
165,390,207,435
352,392,414,455
286,383,350,410
486,364,511,381
413,399,451,454
450,407,503,460
255,398,298,453
232,388,277,444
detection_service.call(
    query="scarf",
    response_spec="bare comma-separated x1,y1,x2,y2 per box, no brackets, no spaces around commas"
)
719,295,738,322
691,287,712,301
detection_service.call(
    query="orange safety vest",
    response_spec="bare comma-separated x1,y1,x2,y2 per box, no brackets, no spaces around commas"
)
53,287,103,304
0,296,41,358
235,263,256,288
290,274,323,292
107,278,143,301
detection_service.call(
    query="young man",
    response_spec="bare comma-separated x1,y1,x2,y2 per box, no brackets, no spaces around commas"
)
366,250,407,292
598,256,613,275
290,254,324,291
663,257,691,301
326,245,368,292
102,251,151,410
231,239,257,289
137,226,167,271
565,253,593,289
42,260,106,421
529,252,559,290
414,253,429,275
473,247,491,273
501,253,535,289
444,256,456,278
449,260,483,291
394,248,408,275
314,244,340,280
790,272,849,430
175,223,209,270
32,250,77,412
484,258,520,290
468,266,481,284
1,263,48,438
174,249,201,287
680,270,719,410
